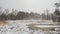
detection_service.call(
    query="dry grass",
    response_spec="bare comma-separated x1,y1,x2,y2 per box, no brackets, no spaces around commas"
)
0,20,8,25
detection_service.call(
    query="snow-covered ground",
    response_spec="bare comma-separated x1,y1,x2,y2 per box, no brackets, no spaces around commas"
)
0,20,59,34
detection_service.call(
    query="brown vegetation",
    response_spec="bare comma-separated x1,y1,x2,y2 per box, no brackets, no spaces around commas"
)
0,20,8,25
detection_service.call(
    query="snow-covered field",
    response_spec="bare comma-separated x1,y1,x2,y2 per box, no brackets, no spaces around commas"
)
0,20,58,34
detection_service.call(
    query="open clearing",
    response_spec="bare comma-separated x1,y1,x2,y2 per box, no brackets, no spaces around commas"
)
0,20,59,34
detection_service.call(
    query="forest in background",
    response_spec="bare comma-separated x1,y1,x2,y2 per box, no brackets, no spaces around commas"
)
0,7,41,20
0,2,60,21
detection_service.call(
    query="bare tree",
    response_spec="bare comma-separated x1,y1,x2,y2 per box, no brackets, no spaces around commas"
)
3,9,9,15
0,7,3,15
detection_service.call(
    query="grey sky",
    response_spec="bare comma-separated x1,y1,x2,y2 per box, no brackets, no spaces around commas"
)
0,0,60,14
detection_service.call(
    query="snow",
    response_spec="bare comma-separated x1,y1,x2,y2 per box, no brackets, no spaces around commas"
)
0,22,30,34
0,20,56,34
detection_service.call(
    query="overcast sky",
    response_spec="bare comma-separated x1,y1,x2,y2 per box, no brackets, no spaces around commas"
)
0,0,60,14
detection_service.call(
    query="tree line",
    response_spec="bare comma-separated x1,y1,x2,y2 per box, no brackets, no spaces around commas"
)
0,7,30,20
0,11,30,20
0,7,41,20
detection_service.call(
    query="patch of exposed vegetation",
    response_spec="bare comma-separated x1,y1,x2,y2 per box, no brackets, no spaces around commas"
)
0,20,8,25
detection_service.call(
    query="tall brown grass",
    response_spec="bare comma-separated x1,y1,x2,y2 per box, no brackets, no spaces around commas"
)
0,20,8,25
